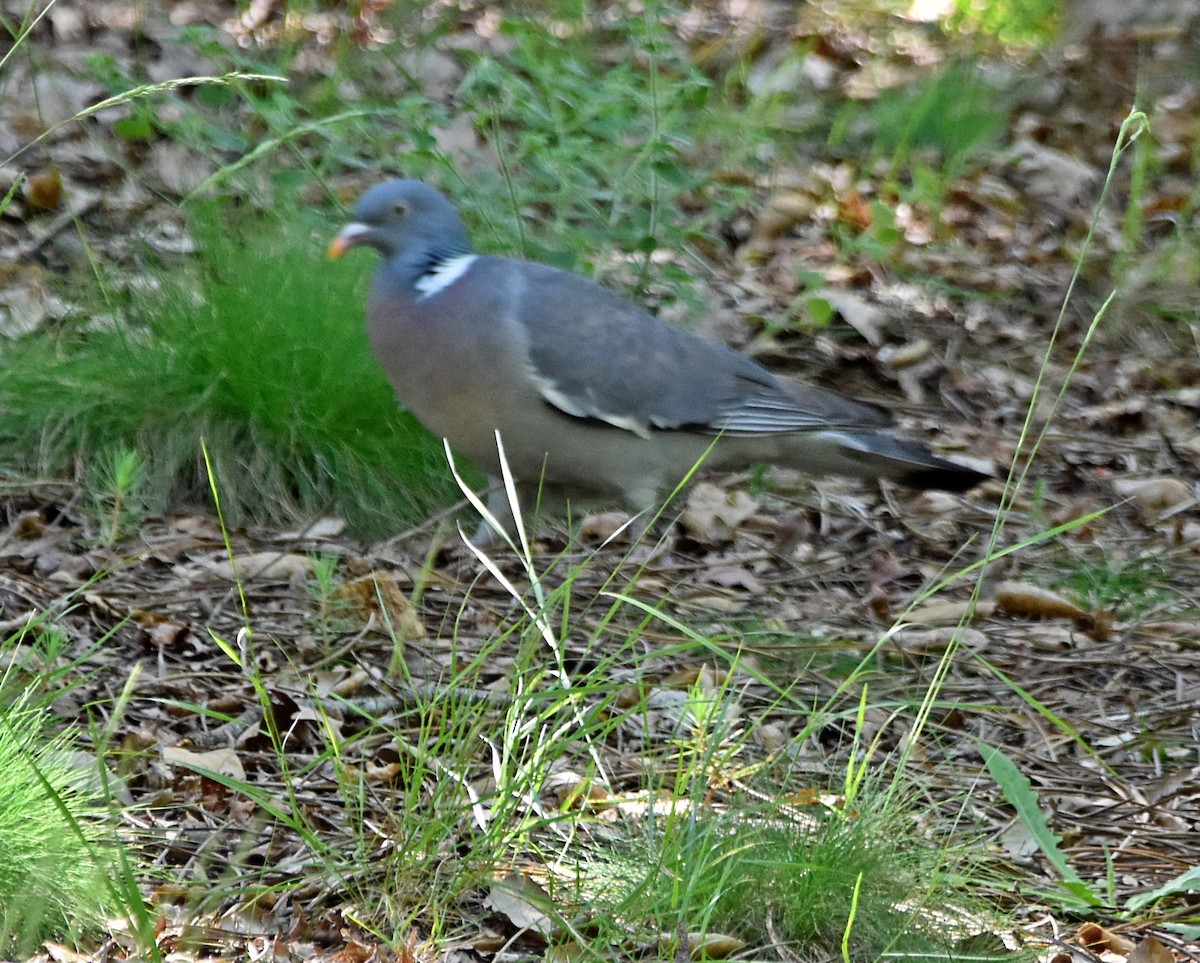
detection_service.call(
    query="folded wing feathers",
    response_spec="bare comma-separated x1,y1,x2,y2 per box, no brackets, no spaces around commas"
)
711,392,843,435
533,372,656,439
534,369,872,439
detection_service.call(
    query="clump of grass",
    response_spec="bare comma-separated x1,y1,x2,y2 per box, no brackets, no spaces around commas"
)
564,764,1006,961
873,60,1012,171
0,198,459,536
0,690,124,955
1063,550,1172,616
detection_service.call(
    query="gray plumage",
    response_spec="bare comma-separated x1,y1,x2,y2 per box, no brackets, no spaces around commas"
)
331,180,989,539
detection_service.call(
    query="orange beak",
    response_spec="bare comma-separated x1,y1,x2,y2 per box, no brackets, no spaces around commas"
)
328,223,369,259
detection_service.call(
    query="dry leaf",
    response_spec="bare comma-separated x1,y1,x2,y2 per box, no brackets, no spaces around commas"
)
877,337,931,368
578,510,638,543
163,746,246,781
686,926,739,955
1012,138,1099,207
994,581,1087,621
682,482,758,543
149,140,216,196
1113,477,1195,520
821,289,886,345
328,938,374,963
363,761,403,785
679,592,747,613
544,941,586,963
44,944,94,963
281,516,346,538
699,562,765,593
1127,935,1174,963
484,874,554,939
205,551,313,581
331,571,426,641
26,167,63,211
903,600,995,625
749,190,815,243
1077,922,1136,955
890,627,989,653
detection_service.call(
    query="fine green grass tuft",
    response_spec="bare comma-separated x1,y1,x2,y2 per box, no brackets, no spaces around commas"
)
1062,550,1173,617
0,199,460,536
0,690,125,955
580,794,1006,962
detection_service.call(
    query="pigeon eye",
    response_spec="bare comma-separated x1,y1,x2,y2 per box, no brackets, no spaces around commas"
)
392,200,410,217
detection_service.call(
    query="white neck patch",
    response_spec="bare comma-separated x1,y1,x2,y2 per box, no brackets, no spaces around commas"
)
415,254,478,300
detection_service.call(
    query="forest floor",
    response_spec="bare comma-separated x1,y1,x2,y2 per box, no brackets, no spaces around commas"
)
1,1,1198,961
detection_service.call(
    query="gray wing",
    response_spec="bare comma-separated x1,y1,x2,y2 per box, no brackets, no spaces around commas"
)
500,258,891,438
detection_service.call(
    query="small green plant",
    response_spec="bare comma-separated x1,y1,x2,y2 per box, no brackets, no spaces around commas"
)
308,552,344,624
872,62,1009,194
832,197,905,265
826,61,1011,256
89,446,148,546
979,742,1104,912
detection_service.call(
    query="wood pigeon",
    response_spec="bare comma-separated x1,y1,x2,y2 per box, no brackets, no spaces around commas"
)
330,180,990,542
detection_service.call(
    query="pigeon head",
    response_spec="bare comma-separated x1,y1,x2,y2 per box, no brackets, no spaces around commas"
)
328,180,472,261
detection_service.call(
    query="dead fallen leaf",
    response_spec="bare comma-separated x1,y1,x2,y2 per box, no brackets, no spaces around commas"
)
820,288,887,346
1126,935,1175,963
578,510,638,544
1113,477,1196,521
26,167,63,211
163,745,245,781
748,190,816,244
484,874,554,939
994,581,1087,621
877,337,931,368
661,664,726,689
698,561,765,593
682,482,759,543
330,571,425,641
204,551,313,581
44,943,94,963
665,932,746,960
1012,137,1100,208
889,627,989,653
903,600,995,626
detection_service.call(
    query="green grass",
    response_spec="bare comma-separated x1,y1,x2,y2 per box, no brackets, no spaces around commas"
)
0,643,133,955
1061,550,1172,616
827,60,1013,251
151,501,1012,957
580,793,1004,961
0,198,457,536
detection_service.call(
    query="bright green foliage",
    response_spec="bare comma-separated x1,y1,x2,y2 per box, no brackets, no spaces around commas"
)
947,0,1061,47
0,694,122,955
0,201,457,536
